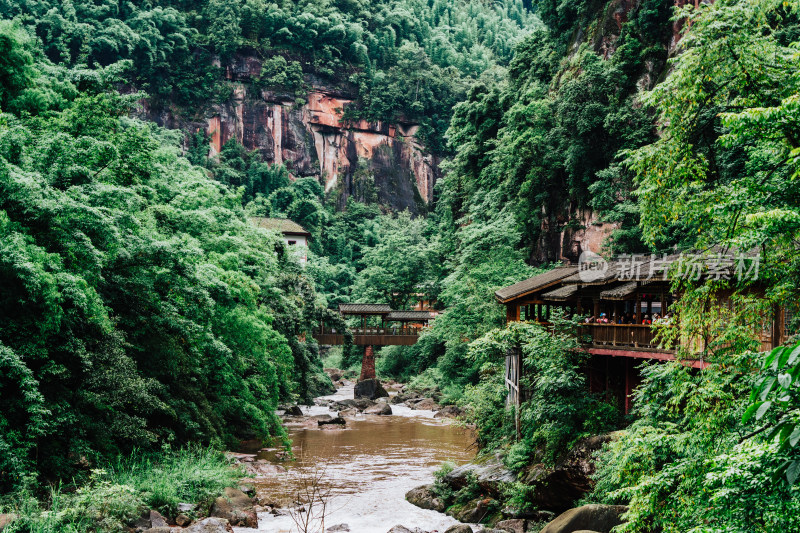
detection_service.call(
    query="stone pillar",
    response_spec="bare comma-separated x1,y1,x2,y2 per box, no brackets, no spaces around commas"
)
359,345,376,381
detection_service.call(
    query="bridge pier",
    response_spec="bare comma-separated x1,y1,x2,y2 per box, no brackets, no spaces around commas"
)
359,345,376,381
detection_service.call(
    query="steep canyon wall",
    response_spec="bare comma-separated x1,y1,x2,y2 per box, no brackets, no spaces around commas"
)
148,56,439,214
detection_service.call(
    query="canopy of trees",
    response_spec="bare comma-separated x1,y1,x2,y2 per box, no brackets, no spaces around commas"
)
0,20,327,490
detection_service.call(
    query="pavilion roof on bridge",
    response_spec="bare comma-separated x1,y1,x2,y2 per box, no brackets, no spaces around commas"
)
338,303,392,315
386,311,435,321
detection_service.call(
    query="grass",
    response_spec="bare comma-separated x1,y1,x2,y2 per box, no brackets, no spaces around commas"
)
1,446,242,533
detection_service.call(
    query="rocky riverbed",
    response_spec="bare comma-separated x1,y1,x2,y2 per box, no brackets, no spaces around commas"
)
229,378,477,533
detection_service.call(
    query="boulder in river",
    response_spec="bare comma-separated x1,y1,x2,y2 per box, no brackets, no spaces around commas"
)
318,416,346,426
443,453,516,497
409,398,440,411
434,405,463,419
405,484,446,512
386,527,427,533
354,378,389,400
176,514,192,527
210,487,258,528
185,517,234,532
539,504,628,533
390,393,410,404
280,405,303,416
327,524,351,532
364,403,392,415
444,525,474,533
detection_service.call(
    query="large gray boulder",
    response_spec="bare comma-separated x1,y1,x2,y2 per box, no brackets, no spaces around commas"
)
405,484,446,512
539,504,628,533
354,378,389,400
444,453,516,497
210,487,257,528
186,517,234,533
434,405,463,419
444,526,473,533
364,403,393,415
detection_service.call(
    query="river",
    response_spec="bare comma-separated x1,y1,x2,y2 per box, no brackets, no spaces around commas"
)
234,382,477,533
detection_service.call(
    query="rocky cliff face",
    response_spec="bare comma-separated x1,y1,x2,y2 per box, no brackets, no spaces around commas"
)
148,56,439,214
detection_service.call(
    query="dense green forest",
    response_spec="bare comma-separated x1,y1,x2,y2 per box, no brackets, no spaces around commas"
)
3,0,800,530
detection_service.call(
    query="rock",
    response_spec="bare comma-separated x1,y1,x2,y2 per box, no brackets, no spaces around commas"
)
364,403,393,415
327,524,351,532
353,398,376,410
494,519,526,533
539,504,628,533
375,396,390,404
390,394,408,404
210,487,258,528
143,528,171,533
409,398,440,411
521,434,615,513
572,531,602,533
387,527,426,533
0,514,16,531
238,483,256,496
453,498,494,523
176,514,192,527
405,484,446,512
324,368,343,381
318,416,346,426
178,502,197,512
282,405,303,416
185,517,234,533
354,378,389,400
311,414,333,422
150,510,168,528
434,405,463,419
445,526,473,533
444,453,516,497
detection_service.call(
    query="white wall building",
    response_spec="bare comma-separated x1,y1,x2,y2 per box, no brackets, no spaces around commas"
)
249,217,311,264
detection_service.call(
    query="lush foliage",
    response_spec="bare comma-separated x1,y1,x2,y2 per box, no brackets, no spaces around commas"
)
1,447,240,533
463,321,620,468
3,0,537,153
590,353,800,533
0,25,328,491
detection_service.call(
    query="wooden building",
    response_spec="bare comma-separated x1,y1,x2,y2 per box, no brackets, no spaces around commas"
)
495,259,790,414
250,217,311,264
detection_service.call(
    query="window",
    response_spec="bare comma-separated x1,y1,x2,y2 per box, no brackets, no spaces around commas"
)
288,240,296,245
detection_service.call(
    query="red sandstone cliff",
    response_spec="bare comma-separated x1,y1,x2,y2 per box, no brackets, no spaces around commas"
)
146,55,439,213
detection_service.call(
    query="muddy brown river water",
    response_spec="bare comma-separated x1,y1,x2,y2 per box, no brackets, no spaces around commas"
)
234,383,477,533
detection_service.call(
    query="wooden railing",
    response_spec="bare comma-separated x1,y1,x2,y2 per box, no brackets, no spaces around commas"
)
579,324,674,352
315,326,422,336
312,326,424,346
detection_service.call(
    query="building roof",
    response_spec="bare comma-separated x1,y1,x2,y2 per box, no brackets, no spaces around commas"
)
599,281,642,300
386,311,435,321
338,303,392,315
541,285,579,301
494,266,579,303
249,217,310,236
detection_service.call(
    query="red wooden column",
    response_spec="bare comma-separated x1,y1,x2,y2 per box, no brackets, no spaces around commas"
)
360,345,376,381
